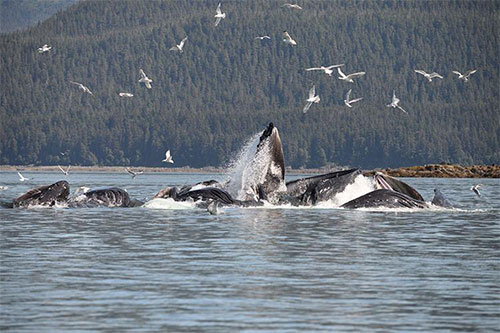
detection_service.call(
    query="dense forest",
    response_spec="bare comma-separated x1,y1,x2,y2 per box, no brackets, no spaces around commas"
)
0,0,498,169
0,0,79,33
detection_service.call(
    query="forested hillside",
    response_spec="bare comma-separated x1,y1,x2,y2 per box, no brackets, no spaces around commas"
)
0,0,498,168
0,0,79,33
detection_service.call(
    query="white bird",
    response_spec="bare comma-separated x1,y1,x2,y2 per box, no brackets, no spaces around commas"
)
162,150,174,163
17,171,30,182
139,69,152,89
255,35,271,40
452,69,477,82
282,3,303,10
305,64,344,77
303,85,320,113
119,92,134,97
414,69,444,82
58,165,70,176
0,185,8,191
470,184,482,197
282,31,297,46
344,89,363,108
214,3,226,26
70,81,93,95
386,90,407,114
170,36,188,53
207,200,220,215
337,67,366,83
38,44,52,53
126,167,144,179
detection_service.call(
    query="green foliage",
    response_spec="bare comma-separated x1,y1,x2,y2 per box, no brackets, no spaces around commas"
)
0,0,498,168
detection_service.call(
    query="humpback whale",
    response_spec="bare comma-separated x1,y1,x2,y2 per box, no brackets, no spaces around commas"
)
374,172,425,201
12,180,70,208
341,189,428,209
69,187,143,207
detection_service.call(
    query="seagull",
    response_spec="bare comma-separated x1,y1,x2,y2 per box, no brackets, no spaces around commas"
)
282,31,297,46
386,90,407,114
303,84,320,113
17,171,30,182
414,70,444,82
139,69,152,89
38,44,51,53
119,92,134,97
470,184,482,197
207,200,220,215
0,185,8,191
344,89,363,108
214,3,226,26
337,67,366,83
170,36,188,53
305,64,344,77
162,150,174,163
452,69,477,82
70,81,93,95
126,167,144,179
58,165,70,175
282,3,303,9
255,35,271,40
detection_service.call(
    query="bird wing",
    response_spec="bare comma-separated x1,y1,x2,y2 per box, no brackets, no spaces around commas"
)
179,36,188,48
345,89,352,101
169,46,179,51
58,165,65,173
346,71,366,79
215,16,222,26
126,167,135,175
283,31,292,40
165,150,171,160
452,71,462,76
303,101,313,114
145,81,152,89
308,85,316,99
337,67,346,78
139,69,147,79
465,69,477,77
69,81,81,85
430,72,443,79
397,105,408,114
414,69,428,76
215,3,222,15
305,67,322,71
326,64,344,69
17,171,23,179
350,97,363,104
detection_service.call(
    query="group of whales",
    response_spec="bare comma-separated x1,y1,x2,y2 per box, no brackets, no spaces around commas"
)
7,123,453,210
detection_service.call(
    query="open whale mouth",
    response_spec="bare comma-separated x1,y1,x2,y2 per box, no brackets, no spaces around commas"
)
374,172,393,191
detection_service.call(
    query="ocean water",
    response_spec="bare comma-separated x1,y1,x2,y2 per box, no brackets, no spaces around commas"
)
0,171,499,332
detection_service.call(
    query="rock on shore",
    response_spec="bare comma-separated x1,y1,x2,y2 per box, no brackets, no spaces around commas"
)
364,164,500,178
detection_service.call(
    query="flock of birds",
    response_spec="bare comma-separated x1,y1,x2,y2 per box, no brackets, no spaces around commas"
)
28,2,482,192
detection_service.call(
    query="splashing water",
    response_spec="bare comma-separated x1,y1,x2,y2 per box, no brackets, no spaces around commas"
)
316,175,376,208
223,131,263,200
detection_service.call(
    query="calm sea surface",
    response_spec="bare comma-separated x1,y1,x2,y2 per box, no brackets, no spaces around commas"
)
0,171,499,332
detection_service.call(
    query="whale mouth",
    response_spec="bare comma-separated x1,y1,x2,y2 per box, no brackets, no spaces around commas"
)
374,172,393,190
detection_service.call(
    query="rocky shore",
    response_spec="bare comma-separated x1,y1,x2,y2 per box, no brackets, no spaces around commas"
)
1,164,499,178
363,164,500,178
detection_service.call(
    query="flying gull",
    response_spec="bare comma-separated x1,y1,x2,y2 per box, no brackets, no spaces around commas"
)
470,184,482,197
139,69,153,89
337,67,365,83
214,3,226,26
162,150,174,163
282,3,303,10
255,35,271,40
170,36,188,53
282,31,297,46
452,69,477,82
70,81,93,95
119,92,134,97
303,84,320,113
38,44,51,53
58,165,71,176
126,168,144,179
414,70,443,82
386,90,407,114
17,171,30,182
305,64,344,77
344,89,363,108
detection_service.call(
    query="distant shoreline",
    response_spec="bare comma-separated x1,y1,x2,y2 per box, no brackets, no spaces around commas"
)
1,164,498,178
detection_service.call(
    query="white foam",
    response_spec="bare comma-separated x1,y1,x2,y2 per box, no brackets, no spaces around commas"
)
143,198,196,210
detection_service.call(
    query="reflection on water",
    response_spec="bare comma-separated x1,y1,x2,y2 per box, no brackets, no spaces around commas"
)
0,172,499,331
